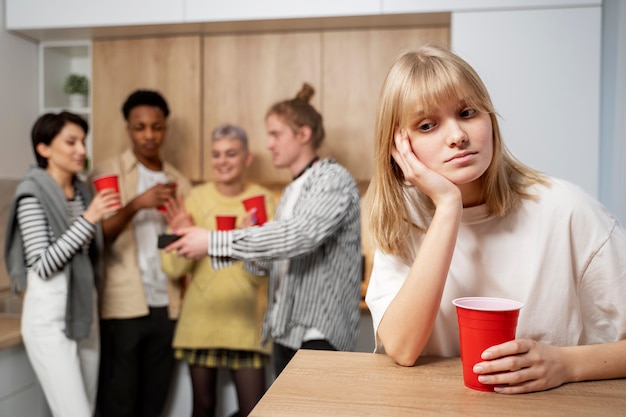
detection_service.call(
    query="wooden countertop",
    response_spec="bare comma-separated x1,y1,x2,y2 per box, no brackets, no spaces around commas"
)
251,350,626,416
0,316,22,350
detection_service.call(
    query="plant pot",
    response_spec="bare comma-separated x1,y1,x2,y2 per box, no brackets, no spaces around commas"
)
68,93,87,109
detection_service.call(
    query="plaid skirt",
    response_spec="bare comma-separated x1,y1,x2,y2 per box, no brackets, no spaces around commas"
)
175,348,267,370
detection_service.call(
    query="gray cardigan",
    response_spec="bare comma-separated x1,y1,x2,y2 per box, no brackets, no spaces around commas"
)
4,166,103,340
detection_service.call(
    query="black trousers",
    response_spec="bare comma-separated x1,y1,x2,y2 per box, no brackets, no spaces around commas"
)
97,307,176,417
272,339,336,377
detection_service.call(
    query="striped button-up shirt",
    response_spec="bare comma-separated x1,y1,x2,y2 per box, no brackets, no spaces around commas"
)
208,158,362,351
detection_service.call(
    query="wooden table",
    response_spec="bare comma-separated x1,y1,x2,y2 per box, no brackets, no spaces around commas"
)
250,350,626,416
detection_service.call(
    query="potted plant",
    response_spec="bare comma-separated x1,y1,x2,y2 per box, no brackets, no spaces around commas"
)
63,73,89,108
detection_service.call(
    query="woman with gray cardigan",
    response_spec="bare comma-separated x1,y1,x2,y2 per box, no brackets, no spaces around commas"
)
5,112,119,417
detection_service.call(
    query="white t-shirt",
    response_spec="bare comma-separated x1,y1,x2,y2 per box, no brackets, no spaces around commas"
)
133,163,169,307
365,177,626,356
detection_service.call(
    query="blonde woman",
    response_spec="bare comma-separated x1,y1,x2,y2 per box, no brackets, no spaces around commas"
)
364,44,626,394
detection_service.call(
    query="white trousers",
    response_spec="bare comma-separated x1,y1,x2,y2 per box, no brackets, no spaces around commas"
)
21,270,99,417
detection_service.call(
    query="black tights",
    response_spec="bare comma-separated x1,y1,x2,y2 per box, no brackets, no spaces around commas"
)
189,365,266,417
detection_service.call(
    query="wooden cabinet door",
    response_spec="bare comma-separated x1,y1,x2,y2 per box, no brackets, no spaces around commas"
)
203,32,322,184
202,27,448,184
91,36,202,180
322,27,449,182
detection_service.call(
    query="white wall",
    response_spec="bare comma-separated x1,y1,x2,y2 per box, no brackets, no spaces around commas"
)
0,0,38,179
599,0,626,225
452,6,601,198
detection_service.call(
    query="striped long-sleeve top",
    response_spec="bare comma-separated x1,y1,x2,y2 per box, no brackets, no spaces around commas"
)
208,158,362,351
16,195,96,279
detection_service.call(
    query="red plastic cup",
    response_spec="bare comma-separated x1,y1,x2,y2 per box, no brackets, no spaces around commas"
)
242,195,267,226
452,297,524,392
216,215,237,231
93,174,119,193
158,182,177,213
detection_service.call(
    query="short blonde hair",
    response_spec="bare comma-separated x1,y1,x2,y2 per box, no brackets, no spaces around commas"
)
364,44,545,258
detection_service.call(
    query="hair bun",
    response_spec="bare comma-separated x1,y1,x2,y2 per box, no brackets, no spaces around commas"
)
295,83,315,103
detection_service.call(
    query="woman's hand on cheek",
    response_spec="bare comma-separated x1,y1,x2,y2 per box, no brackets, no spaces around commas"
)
472,339,570,394
391,129,460,207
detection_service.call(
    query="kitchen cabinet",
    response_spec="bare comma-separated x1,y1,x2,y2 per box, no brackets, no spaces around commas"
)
202,31,322,184
204,25,448,183
89,24,447,182
381,0,600,13
6,0,184,30
6,0,600,32
320,26,448,181
16,1,604,202
91,36,202,179
7,0,380,30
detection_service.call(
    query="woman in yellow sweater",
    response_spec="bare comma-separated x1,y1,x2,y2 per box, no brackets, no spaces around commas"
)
160,124,276,417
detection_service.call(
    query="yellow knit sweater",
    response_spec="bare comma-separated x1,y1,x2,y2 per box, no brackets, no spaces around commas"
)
160,182,276,354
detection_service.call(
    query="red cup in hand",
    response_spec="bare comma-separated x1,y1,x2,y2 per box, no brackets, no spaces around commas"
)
158,182,177,213
93,174,119,192
93,174,121,209
216,215,237,231
452,297,523,392
242,195,267,226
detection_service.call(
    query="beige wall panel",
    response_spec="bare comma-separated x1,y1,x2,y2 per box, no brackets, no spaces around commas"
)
322,27,449,182
92,36,202,180
203,32,321,183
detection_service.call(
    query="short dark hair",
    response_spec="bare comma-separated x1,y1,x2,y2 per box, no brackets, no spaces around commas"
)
121,89,170,120
31,112,88,169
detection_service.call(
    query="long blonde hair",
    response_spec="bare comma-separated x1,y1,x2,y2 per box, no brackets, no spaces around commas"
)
364,44,546,258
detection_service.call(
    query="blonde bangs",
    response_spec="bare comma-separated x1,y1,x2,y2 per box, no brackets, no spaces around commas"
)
395,50,494,126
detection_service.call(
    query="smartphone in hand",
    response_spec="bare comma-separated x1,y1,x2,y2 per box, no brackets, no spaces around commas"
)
157,234,181,249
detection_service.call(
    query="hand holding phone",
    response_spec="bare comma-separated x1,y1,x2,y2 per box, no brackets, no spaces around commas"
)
158,234,181,249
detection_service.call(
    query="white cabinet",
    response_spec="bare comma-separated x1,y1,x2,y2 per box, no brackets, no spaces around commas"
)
39,40,93,164
6,0,184,29
382,0,601,14
185,0,380,22
4,0,604,30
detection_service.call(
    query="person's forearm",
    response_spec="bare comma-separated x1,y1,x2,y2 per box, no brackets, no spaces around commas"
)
102,198,139,243
563,340,626,382
378,202,462,366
